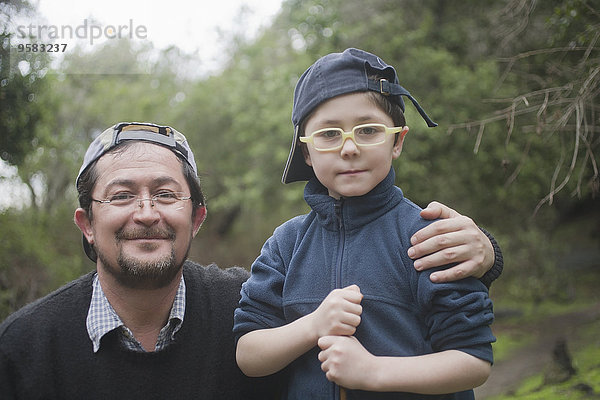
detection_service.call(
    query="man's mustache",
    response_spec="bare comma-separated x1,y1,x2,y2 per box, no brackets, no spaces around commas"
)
116,227,176,240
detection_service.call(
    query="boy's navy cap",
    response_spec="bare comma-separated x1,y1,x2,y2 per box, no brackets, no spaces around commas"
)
282,48,437,184
76,122,198,262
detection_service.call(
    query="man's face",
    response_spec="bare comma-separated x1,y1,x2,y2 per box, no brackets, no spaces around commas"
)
76,142,205,289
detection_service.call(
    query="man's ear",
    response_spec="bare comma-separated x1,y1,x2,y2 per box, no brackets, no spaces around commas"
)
392,126,409,159
192,206,207,237
74,208,94,245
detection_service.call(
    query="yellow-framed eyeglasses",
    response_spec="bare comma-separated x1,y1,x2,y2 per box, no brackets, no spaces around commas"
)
299,123,403,152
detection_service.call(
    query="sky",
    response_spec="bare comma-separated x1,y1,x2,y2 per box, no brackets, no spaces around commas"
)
1,0,284,210
13,0,284,73
33,0,284,52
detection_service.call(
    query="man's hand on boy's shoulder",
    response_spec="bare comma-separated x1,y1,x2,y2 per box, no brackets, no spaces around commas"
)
407,201,494,283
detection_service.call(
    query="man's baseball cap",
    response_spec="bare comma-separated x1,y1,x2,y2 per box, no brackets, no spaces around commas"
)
76,122,198,262
282,48,437,184
77,122,198,185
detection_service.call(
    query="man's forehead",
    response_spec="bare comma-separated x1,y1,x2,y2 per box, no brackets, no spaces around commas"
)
101,141,181,163
94,142,184,180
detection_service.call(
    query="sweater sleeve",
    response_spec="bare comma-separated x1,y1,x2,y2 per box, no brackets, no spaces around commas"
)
478,227,504,288
233,233,287,341
417,270,496,364
0,347,16,399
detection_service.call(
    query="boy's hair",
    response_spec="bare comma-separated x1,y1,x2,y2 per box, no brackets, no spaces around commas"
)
365,77,407,128
283,48,436,184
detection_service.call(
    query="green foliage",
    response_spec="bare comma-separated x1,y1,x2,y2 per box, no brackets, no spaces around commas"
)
549,0,599,45
0,0,598,318
0,37,50,167
0,207,89,320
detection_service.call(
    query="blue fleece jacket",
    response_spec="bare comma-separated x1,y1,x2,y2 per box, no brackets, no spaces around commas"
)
234,168,495,400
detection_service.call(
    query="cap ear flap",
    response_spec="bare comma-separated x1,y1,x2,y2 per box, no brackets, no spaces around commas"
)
282,124,316,183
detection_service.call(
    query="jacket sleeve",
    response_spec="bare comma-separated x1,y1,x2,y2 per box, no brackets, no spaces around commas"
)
417,271,496,364
233,232,288,341
478,227,504,288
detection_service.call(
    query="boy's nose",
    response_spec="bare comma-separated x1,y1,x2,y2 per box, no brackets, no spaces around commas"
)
340,136,360,157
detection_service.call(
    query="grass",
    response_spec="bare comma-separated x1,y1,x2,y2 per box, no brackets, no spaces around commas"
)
491,331,534,363
488,344,600,399
485,303,600,399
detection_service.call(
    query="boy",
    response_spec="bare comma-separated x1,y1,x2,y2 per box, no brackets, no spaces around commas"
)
234,48,495,399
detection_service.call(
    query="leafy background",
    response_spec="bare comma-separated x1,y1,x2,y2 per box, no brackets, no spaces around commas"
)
1,0,599,398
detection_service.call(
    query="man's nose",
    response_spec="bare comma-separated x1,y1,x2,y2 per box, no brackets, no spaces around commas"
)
132,197,161,224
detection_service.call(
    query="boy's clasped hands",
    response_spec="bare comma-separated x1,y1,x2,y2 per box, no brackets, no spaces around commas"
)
311,285,376,390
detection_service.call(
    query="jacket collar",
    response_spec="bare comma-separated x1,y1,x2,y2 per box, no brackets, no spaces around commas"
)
304,167,403,231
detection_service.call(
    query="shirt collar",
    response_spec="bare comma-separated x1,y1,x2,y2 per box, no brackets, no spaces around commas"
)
86,273,186,353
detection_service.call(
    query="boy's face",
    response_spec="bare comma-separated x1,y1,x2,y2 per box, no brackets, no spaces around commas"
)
302,92,408,199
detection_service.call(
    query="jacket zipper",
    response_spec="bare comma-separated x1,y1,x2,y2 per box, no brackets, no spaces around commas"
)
334,198,345,289
333,198,345,400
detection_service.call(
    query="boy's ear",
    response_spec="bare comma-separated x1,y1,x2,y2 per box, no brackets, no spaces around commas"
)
301,144,313,166
392,126,409,159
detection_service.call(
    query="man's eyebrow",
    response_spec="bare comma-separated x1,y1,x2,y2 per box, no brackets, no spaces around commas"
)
103,177,182,192
152,176,183,189
104,179,136,191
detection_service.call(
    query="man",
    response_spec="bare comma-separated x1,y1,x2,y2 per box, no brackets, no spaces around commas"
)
0,122,502,399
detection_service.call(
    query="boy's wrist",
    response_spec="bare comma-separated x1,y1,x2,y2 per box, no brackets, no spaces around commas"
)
363,355,395,391
302,312,321,344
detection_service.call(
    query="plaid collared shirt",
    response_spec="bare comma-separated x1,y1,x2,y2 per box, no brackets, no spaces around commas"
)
86,273,185,353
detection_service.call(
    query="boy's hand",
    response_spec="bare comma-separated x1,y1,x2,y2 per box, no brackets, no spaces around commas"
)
408,201,494,283
310,285,363,338
318,335,375,390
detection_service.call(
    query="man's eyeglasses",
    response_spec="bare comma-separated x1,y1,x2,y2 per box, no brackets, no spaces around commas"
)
299,123,403,152
92,192,192,210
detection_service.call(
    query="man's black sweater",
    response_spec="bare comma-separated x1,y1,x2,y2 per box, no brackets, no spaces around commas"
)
0,261,279,399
